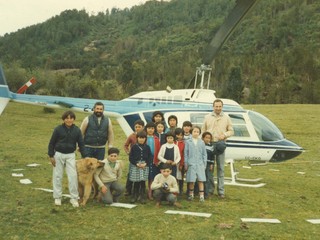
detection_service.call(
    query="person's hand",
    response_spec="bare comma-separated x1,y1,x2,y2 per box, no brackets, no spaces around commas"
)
179,164,183,171
141,163,147,169
101,185,107,194
218,134,226,140
50,157,56,167
167,160,173,165
162,183,170,192
163,187,170,193
184,165,188,172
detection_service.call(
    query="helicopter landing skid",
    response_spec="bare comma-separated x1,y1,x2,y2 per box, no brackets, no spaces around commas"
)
223,159,266,188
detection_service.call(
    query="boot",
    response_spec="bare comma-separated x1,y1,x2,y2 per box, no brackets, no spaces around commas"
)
148,181,154,200
178,180,184,196
140,186,146,204
130,183,139,203
130,193,137,203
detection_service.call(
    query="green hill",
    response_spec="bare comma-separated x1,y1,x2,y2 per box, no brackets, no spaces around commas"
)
0,0,319,103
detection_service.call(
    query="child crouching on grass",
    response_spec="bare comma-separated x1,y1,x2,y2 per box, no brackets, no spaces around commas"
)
151,164,181,208
94,147,124,204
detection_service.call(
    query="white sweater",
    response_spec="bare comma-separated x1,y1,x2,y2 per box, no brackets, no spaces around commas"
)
157,143,181,165
151,173,179,193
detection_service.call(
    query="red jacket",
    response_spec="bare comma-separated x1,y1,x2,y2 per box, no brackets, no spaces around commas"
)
175,140,185,166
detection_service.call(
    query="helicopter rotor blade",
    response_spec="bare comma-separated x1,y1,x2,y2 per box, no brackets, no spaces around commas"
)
202,0,259,65
186,0,259,89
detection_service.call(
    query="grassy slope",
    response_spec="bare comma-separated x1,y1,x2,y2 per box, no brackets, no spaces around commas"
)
0,102,319,239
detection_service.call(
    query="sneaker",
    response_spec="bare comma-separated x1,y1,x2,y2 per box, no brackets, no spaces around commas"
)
55,199,61,206
218,194,225,199
199,196,205,202
187,195,194,201
70,199,79,207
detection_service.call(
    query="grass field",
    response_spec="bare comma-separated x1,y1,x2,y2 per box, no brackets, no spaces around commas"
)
0,102,319,239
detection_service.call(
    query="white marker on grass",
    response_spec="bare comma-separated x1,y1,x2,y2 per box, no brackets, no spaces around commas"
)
109,203,137,209
306,219,320,224
241,218,281,223
12,173,24,177
20,179,32,184
165,210,211,218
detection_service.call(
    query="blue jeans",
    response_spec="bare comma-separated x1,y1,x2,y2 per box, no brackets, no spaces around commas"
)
216,152,225,195
204,163,214,196
85,147,105,160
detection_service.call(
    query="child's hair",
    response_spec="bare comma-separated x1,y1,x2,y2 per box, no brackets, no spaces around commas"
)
202,131,212,139
134,119,145,127
108,147,120,155
145,121,156,129
155,121,166,132
174,127,184,136
160,163,172,170
182,121,192,127
152,111,164,122
168,115,178,124
165,131,175,139
62,111,76,120
136,130,147,139
192,125,201,134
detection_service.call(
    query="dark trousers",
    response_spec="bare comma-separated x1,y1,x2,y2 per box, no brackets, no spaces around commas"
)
85,147,105,160
153,189,177,204
125,173,133,194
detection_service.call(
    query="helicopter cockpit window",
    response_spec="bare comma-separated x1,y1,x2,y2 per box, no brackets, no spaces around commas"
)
228,114,250,137
190,113,208,128
248,111,284,141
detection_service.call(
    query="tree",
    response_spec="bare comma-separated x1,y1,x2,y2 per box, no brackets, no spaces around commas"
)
226,66,243,103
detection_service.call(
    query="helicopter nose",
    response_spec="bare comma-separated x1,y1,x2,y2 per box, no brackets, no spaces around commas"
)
270,139,304,162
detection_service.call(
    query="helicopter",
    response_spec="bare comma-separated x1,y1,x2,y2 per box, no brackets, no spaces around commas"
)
0,0,303,187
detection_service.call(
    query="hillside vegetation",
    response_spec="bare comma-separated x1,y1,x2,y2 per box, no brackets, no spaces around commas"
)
0,0,319,103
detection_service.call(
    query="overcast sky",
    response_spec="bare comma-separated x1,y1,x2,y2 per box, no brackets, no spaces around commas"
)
0,0,149,36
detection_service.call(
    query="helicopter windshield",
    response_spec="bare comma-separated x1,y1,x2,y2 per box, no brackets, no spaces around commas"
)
248,111,284,141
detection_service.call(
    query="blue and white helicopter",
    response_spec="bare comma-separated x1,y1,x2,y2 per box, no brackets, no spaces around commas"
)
0,0,303,187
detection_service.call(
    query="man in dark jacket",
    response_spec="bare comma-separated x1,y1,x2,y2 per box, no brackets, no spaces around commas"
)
80,102,114,160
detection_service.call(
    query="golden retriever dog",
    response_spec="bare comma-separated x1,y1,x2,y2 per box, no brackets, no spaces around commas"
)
76,158,104,206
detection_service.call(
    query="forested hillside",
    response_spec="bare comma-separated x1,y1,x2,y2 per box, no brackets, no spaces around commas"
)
0,0,319,103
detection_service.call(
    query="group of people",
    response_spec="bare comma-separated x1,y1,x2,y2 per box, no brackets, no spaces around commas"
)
48,99,233,208
48,102,115,207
